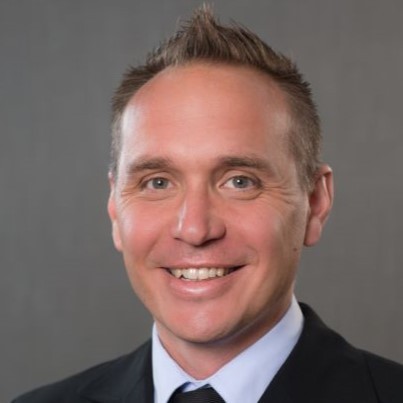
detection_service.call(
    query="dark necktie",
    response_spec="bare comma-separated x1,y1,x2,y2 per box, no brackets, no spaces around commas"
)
168,386,225,403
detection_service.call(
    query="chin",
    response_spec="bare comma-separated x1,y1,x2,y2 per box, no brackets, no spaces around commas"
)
157,312,233,344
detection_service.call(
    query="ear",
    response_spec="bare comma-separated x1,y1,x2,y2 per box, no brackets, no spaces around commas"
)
107,173,123,251
304,165,334,247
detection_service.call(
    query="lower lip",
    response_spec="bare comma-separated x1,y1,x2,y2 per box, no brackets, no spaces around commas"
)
163,267,244,300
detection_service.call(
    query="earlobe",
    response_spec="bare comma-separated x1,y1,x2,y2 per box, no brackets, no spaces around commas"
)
304,165,334,247
107,175,123,252
304,216,323,246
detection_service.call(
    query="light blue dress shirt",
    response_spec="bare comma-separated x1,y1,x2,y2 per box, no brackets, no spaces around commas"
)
152,296,303,403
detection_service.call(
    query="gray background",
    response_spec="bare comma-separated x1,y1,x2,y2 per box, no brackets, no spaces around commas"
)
1,0,402,401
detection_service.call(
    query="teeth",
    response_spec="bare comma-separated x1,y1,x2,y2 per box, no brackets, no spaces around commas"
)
172,269,182,278
187,268,198,280
169,267,234,281
208,268,217,278
198,268,210,280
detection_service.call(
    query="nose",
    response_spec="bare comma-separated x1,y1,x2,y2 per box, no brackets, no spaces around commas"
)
171,189,226,246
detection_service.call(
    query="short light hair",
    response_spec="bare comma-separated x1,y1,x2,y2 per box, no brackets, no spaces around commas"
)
111,5,322,190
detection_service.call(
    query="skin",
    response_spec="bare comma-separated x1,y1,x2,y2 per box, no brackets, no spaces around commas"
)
108,63,333,378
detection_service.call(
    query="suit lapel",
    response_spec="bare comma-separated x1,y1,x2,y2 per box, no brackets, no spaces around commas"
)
78,341,154,403
257,304,379,403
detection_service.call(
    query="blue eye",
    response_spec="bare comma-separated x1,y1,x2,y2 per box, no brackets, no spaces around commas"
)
227,176,255,189
145,178,170,189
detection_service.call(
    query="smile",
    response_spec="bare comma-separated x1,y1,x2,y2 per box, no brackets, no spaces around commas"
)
168,267,240,281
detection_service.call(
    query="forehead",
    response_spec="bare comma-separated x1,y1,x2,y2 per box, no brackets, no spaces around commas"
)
120,63,292,168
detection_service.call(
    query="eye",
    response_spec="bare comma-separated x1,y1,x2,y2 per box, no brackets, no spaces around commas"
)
143,177,171,190
224,175,257,189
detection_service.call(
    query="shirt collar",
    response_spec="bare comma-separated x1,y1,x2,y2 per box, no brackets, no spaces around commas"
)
152,296,303,403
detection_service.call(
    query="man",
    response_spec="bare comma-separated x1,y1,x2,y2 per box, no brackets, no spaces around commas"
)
14,6,403,403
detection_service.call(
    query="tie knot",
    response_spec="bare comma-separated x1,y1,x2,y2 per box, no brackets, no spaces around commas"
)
169,386,225,403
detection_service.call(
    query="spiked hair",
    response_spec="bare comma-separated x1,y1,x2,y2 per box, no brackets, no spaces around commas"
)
111,5,321,189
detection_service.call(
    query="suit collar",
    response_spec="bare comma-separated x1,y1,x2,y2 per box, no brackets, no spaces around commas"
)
78,341,154,403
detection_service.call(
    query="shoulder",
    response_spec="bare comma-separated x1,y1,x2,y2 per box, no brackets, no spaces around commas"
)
362,351,403,402
280,303,403,403
12,341,152,403
11,360,114,403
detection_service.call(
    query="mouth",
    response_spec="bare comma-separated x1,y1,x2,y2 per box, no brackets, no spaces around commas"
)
167,266,242,281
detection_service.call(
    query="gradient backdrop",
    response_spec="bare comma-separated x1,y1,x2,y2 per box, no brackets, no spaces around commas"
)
1,1,403,401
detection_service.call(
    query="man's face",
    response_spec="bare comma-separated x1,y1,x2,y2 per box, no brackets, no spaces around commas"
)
108,64,329,352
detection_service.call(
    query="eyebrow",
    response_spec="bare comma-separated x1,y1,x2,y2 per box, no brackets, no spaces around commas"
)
124,154,274,176
125,157,174,176
216,155,274,173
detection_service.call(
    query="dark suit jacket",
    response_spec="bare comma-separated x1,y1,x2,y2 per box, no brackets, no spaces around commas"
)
13,304,403,403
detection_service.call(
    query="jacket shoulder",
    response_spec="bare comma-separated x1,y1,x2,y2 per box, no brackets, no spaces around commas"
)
363,351,403,403
266,303,403,403
12,341,151,403
12,360,113,403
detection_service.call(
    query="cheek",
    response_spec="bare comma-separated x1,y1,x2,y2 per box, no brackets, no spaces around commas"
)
118,205,166,255
117,208,164,302
116,204,174,294
238,203,306,268
236,206,283,249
